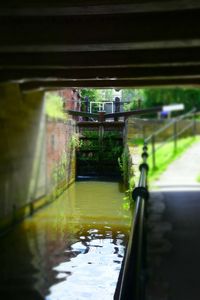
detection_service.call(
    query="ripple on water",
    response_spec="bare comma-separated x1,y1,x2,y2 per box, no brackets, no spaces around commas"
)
0,182,131,300
47,235,126,300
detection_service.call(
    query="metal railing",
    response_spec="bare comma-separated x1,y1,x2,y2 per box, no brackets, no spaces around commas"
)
114,146,149,300
145,108,197,169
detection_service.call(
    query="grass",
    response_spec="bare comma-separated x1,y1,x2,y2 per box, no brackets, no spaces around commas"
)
197,174,200,183
131,136,200,183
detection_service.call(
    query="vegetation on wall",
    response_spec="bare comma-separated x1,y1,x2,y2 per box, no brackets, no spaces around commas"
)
118,146,136,210
52,154,67,184
76,129,124,179
45,92,66,120
78,130,123,161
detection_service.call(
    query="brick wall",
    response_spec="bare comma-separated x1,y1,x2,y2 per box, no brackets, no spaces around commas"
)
46,118,76,192
0,84,77,232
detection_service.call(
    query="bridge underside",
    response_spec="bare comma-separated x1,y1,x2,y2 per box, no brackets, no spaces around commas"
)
1,0,200,90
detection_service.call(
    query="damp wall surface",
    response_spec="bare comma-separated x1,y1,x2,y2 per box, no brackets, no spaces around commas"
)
0,83,77,232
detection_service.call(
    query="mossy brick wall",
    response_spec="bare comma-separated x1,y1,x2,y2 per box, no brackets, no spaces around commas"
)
0,83,76,232
46,118,76,193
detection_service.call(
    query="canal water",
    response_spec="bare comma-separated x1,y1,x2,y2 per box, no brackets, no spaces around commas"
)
0,181,131,300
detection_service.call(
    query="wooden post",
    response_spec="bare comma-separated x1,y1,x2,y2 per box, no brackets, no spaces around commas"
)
85,96,89,121
193,111,196,137
98,111,106,122
114,97,120,121
152,135,156,169
174,121,177,152
138,98,142,108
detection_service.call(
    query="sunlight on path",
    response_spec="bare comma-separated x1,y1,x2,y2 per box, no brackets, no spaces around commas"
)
151,138,200,191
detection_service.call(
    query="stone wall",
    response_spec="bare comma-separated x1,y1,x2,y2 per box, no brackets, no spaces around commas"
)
0,83,77,232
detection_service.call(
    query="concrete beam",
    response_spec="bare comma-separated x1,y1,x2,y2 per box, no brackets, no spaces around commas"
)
0,0,200,15
2,65,200,81
18,77,200,90
0,10,200,50
2,48,200,68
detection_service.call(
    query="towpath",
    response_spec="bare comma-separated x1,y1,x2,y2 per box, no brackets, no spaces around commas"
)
147,138,200,300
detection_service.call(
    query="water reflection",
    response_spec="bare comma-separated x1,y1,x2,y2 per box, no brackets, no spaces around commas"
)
47,228,126,300
0,182,131,300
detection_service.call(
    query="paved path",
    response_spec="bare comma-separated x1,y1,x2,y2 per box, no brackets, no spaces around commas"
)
152,139,200,190
147,139,200,300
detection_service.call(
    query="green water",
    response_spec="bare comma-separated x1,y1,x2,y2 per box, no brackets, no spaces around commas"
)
0,181,131,300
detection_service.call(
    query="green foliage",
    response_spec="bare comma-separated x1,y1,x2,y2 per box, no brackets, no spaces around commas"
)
45,92,66,120
122,89,144,110
80,130,121,140
80,88,115,102
143,88,200,112
118,146,132,187
78,130,123,163
80,89,101,102
197,174,200,183
69,133,81,149
122,192,131,211
102,89,114,101
103,131,121,139
81,130,99,139
118,147,136,206
121,87,200,116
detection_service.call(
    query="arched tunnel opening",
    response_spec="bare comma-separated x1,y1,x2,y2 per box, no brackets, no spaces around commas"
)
1,1,200,299
0,83,200,300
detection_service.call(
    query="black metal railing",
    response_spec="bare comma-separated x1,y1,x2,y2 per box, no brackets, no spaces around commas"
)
145,108,197,169
114,146,149,300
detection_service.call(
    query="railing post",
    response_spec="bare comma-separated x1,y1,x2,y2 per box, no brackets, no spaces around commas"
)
193,111,196,137
173,121,177,152
151,135,156,169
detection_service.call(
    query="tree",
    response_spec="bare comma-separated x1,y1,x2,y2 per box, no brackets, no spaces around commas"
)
122,89,144,110
102,89,114,101
143,88,200,112
80,89,101,102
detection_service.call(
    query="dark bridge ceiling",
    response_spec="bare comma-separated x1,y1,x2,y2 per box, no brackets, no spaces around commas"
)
1,0,200,90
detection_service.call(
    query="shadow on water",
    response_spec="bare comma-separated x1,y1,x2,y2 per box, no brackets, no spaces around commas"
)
0,181,131,300
0,222,44,300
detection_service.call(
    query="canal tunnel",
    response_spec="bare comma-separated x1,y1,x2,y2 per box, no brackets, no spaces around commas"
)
0,84,134,299
1,1,200,299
